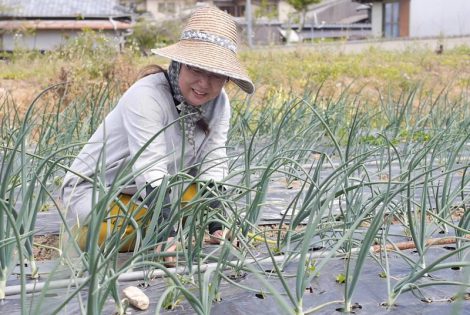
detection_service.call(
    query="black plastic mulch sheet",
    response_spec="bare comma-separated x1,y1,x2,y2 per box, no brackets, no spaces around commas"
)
2,245,469,315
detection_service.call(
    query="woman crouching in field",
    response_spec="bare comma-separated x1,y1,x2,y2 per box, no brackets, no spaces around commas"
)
60,6,254,266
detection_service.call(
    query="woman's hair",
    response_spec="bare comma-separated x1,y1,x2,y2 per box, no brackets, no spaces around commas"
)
136,64,166,80
136,64,210,135
195,117,210,135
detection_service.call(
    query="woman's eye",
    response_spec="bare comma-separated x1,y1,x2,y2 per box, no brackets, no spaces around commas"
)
189,66,202,73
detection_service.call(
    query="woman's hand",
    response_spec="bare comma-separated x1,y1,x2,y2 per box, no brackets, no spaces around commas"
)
155,237,177,267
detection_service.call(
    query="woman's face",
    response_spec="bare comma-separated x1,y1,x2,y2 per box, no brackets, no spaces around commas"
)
178,64,227,106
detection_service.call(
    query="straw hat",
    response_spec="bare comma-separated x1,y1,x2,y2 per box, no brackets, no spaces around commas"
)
151,6,254,94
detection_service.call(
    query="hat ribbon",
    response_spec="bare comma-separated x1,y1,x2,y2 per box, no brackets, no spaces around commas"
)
181,30,237,53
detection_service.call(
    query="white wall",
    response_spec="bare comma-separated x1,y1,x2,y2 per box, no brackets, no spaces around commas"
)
278,1,296,23
145,0,195,21
371,2,383,38
2,31,122,51
410,0,470,37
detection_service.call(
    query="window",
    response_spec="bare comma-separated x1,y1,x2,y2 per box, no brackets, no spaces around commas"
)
384,2,399,38
238,5,245,17
158,1,176,14
219,5,235,16
218,4,245,17
167,2,176,13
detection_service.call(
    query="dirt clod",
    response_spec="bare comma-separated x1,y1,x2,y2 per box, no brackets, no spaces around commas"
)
33,234,60,261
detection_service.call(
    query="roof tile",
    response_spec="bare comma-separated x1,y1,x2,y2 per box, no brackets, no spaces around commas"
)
0,0,131,18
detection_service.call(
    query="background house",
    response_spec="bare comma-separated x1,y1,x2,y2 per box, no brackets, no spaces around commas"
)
119,0,285,44
353,0,470,38
125,0,371,44
290,0,371,41
122,0,281,20
305,0,369,24
0,0,132,51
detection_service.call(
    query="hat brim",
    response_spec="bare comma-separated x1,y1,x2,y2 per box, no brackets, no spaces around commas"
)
151,40,254,94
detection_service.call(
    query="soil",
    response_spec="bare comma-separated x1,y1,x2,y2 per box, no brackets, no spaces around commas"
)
30,225,300,261
33,234,60,261
257,224,306,238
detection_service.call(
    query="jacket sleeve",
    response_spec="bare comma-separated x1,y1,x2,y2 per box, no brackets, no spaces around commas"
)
197,92,230,182
121,84,174,191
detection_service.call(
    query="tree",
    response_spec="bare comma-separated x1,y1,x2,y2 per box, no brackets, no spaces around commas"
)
287,0,322,32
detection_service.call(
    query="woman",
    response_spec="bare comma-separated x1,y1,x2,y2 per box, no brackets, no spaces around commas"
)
60,6,254,261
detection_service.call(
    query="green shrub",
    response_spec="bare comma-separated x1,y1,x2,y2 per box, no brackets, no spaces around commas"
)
127,17,183,54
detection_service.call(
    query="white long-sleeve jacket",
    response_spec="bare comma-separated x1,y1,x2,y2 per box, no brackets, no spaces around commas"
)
61,72,230,202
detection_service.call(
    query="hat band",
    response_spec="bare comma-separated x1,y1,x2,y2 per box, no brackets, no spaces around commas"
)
181,30,237,53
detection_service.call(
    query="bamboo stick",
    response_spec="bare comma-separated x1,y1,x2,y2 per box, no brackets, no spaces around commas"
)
371,235,470,253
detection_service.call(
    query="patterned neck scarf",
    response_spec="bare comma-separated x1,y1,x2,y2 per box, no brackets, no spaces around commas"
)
167,61,204,154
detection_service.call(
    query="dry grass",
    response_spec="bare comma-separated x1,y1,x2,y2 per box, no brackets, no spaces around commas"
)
1,43,469,116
